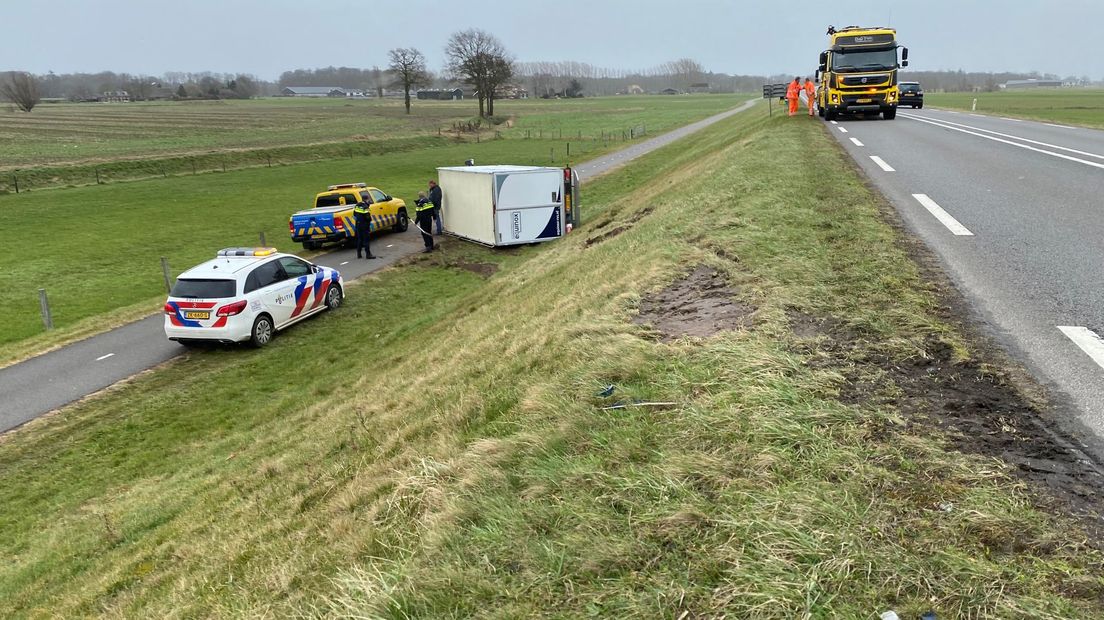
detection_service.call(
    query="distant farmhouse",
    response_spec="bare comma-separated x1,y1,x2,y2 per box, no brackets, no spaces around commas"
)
100,90,130,102
416,88,464,100
688,82,711,93
660,88,681,95
282,86,368,97
1000,79,1065,90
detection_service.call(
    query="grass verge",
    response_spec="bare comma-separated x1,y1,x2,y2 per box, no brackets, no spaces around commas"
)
926,89,1104,128
1,107,1102,617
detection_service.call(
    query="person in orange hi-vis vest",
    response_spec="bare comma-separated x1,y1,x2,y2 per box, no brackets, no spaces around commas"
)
804,77,816,116
786,77,801,116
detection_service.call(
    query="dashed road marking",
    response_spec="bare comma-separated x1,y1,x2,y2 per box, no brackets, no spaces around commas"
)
999,117,1022,122
96,353,115,361
912,194,973,236
1058,326,1104,371
339,261,349,265
829,120,839,125
387,244,394,248
838,126,848,133
849,137,864,146
1044,123,1076,129
869,155,895,172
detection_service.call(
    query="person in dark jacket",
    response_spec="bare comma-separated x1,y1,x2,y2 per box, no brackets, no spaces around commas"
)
352,201,377,259
414,191,435,253
428,179,443,235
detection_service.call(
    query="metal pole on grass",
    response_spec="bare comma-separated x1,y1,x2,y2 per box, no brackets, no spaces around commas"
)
259,231,266,246
38,288,53,330
160,257,172,293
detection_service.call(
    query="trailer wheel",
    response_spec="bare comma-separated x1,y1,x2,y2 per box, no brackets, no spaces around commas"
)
393,209,409,233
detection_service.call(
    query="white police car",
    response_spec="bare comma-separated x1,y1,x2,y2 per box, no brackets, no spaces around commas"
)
164,247,343,347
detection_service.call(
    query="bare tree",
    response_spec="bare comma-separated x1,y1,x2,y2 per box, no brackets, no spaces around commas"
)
445,28,511,118
1,71,41,112
387,47,429,114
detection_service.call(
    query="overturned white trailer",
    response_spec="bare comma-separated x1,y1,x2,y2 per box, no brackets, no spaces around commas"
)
437,165,577,247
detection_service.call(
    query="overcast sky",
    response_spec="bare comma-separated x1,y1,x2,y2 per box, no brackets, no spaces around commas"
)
3,0,1101,80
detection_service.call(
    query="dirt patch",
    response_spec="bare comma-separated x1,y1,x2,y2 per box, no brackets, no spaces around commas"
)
634,266,755,341
788,309,1104,537
452,262,498,278
585,225,631,247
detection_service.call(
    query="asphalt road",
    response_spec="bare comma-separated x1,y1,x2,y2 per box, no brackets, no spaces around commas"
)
824,107,1104,456
0,98,759,434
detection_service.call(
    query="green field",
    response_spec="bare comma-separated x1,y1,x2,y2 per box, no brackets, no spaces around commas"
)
0,95,750,358
2,107,1101,617
0,95,743,190
926,88,1104,128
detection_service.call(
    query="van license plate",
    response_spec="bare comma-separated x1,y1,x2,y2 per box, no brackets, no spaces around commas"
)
184,311,210,320
857,98,873,103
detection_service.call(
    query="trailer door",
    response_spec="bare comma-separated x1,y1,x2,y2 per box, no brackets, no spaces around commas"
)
493,169,563,245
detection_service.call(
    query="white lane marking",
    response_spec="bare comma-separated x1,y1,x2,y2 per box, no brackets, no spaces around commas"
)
1044,123,1076,129
944,110,960,114
339,261,349,265
912,194,973,236
900,113,1104,170
869,155,895,172
905,114,1104,160
96,353,115,361
1058,326,1104,371
387,244,394,248
838,126,849,133
969,113,984,117
999,117,1022,122
849,137,864,147
830,120,838,125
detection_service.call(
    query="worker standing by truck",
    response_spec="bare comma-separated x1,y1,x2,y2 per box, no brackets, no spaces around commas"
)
786,77,801,116
804,77,816,116
353,201,377,259
428,179,443,235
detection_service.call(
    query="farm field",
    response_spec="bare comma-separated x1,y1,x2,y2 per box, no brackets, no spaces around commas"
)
0,95,750,355
0,94,744,172
925,88,1104,128
3,105,1102,618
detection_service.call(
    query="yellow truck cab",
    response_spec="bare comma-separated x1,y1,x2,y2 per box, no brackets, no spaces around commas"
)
289,183,409,251
816,25,909,121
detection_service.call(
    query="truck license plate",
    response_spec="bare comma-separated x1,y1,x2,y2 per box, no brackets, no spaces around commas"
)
184,311,210,320
857,98,872,103
311,234,327,239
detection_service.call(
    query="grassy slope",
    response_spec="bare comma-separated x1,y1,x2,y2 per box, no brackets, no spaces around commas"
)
0,95,748,355
2,110,1102,618
925,89,1104,128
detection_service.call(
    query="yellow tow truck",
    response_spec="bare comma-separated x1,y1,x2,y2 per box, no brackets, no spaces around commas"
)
816,25,910,121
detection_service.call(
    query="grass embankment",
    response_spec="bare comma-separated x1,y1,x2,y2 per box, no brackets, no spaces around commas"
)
0,95,745,192
0,96,749,357
3,109,1102,618
926,89,1104,128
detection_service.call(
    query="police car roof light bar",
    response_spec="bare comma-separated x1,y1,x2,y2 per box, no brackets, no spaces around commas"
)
217,247,277,257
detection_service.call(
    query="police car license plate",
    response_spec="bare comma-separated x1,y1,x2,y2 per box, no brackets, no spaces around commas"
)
857,98,873,103
184,311,210,320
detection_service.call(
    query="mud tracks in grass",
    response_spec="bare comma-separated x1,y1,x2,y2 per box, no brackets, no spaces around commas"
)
633,265,755,342
790,309,1104,535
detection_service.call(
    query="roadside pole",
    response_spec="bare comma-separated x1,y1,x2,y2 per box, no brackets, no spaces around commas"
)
38,289,53,330
160,257,172,293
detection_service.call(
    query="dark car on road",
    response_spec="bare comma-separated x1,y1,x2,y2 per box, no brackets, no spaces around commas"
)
899,81,923,108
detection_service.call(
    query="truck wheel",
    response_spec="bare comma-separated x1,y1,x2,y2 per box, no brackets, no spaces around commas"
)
249,315,274,348
304,241,320,251
825,107,837,121
883,107,897,120
917,103,923,109
393,209,409,233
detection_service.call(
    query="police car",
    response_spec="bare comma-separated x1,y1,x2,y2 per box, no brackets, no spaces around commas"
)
164,248,343,347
